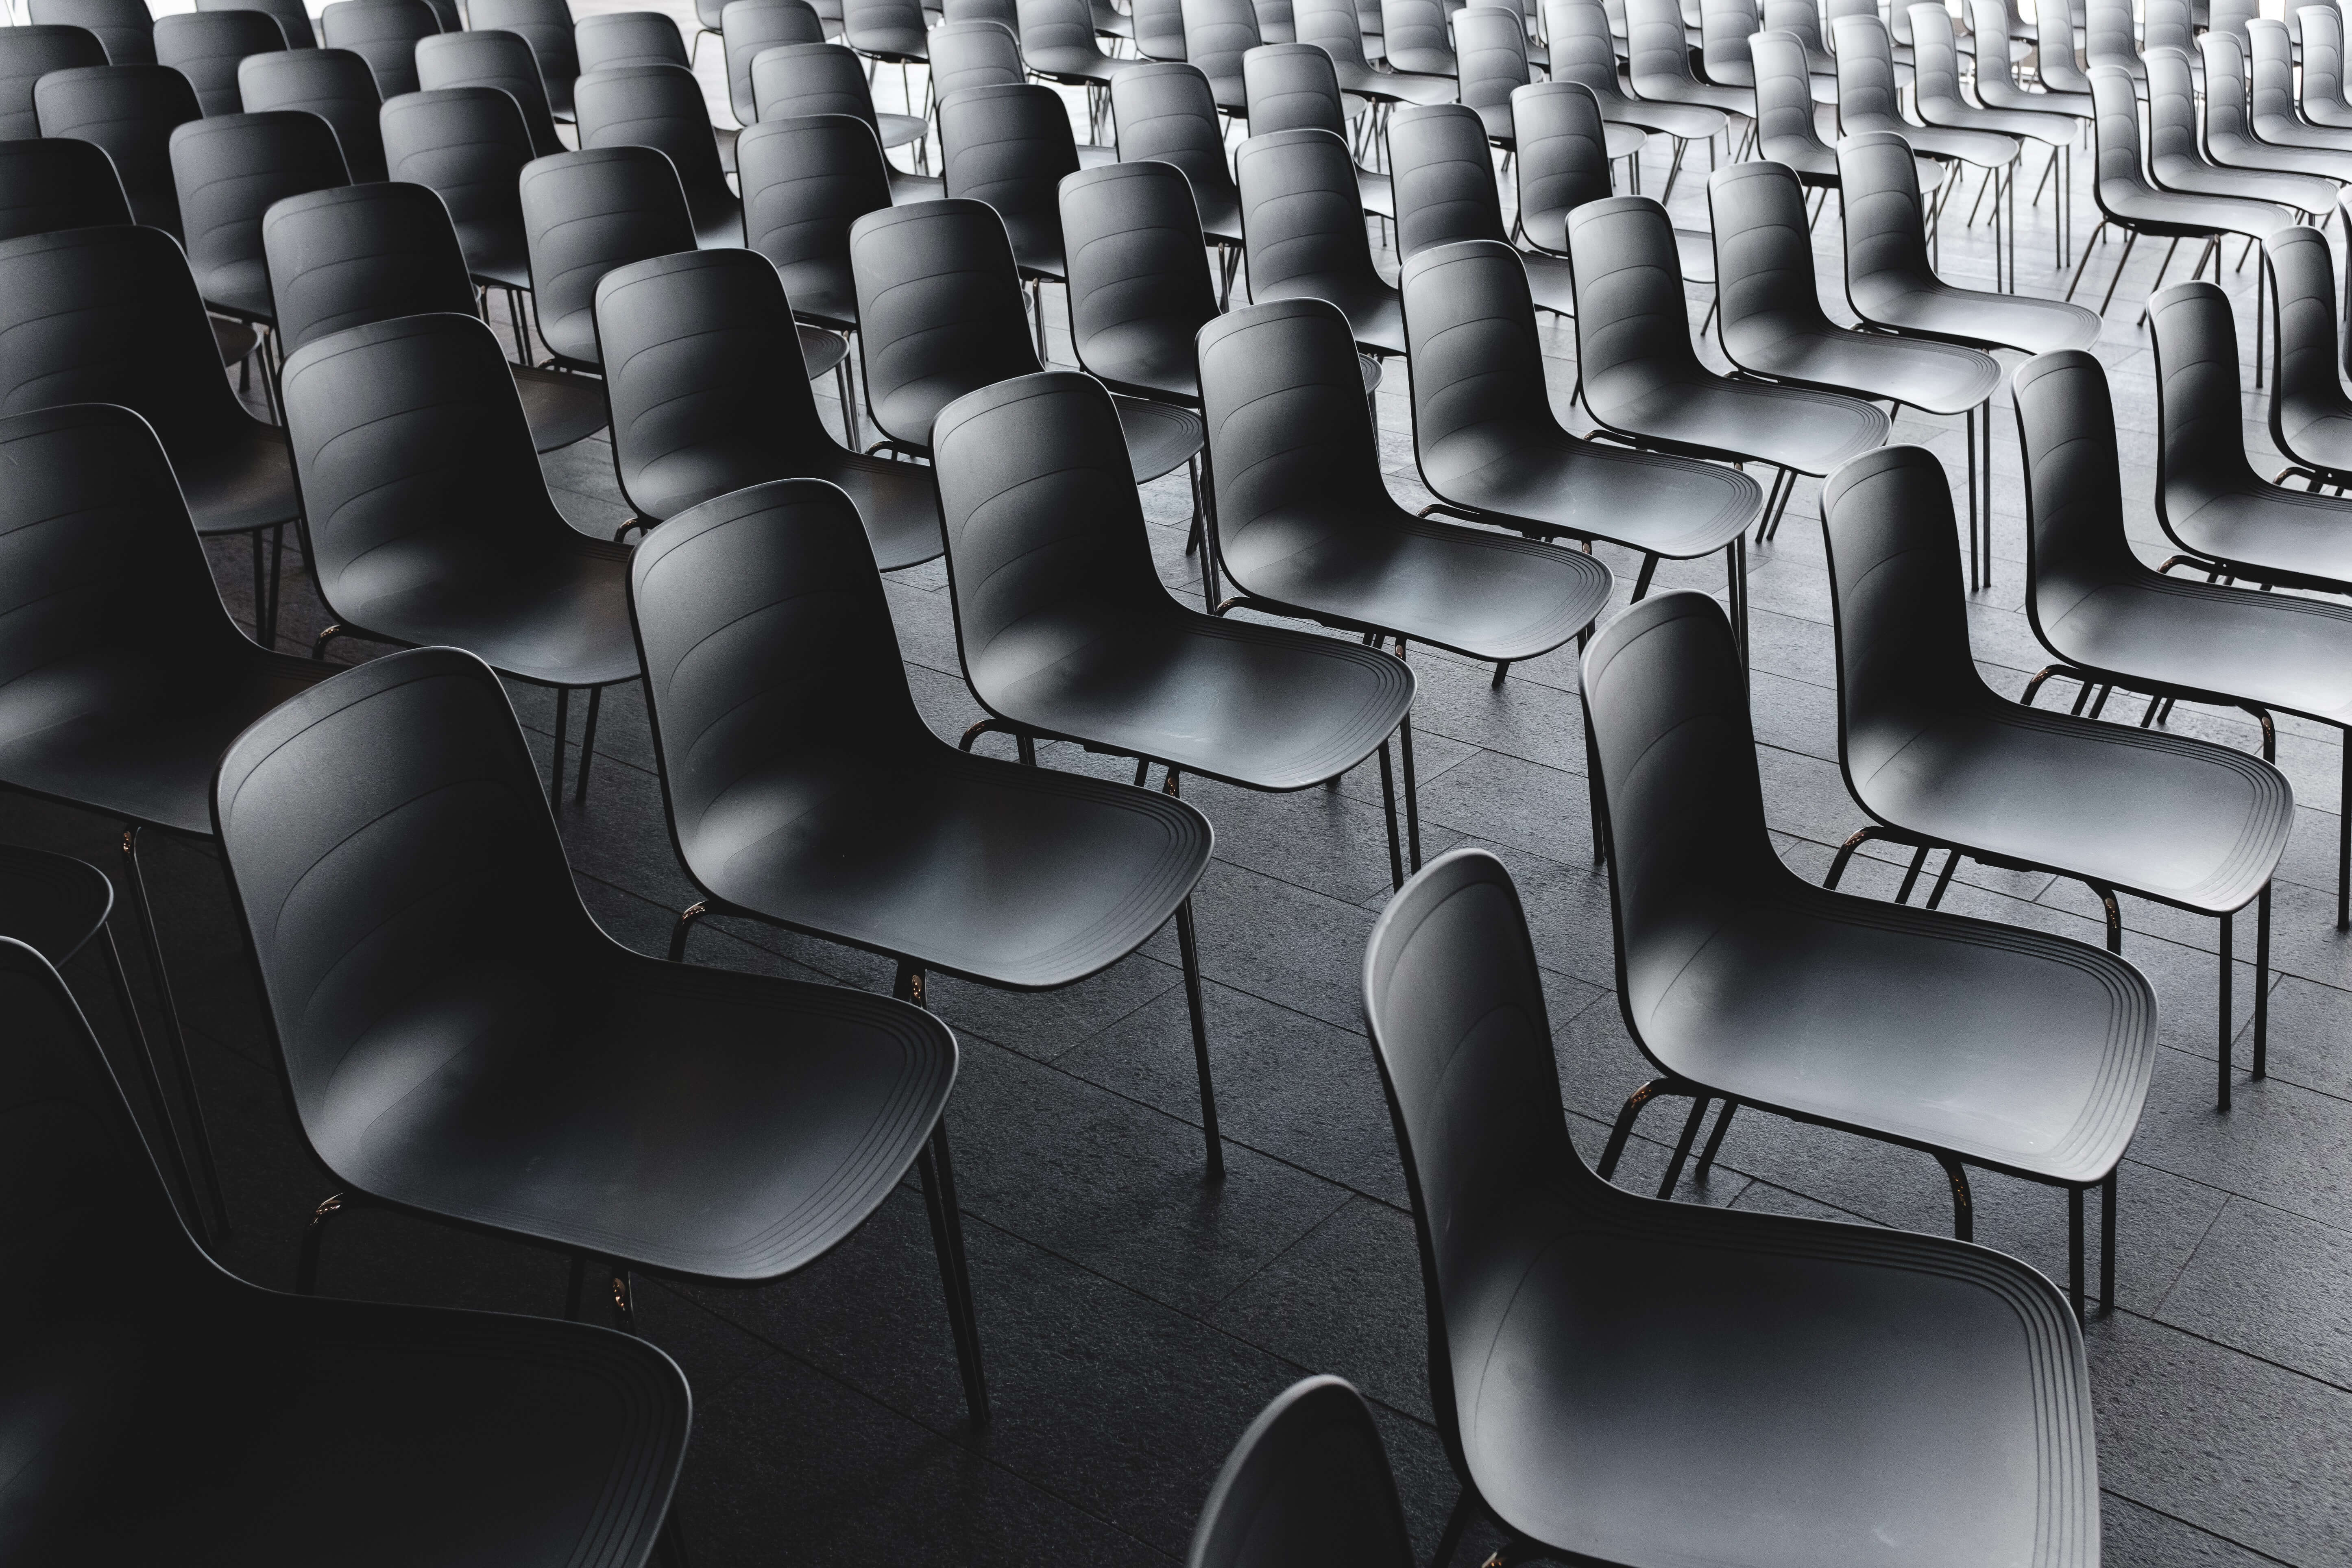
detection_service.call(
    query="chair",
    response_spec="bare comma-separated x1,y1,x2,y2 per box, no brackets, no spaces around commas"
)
1402,238,1761,655
937,79,1079,309
1824,442,2286,1121
1971,0,2088,118
751,43,933,198
2036,0,2095,95
1242,41,1397,218
1391,100,1576,315
169,109,348,371
1709,160,2001,580
0,24,107,140
1022,0,1125,99
1762,0,1842,97
154,9,285,117
2251,18,2352,159
33,63,198,236
238,47,388,181
198,0,318,49
841,0,930,73
2267,223,2352,488
2302,4,2352,130
319,0,440,99
576,8,691,73
2083,0,2143,84
630,476,1219,1192
471,0,582,120
1297,0,1451,103
1112,60,1245,246
381,83,539,313
1255,0,1299,42
2014,347,2352,939
850,198,1206,479
264,180,608,452
0,135,131,241
2149,46,2335,219
575,61,745,249
214,642,988,1426
1060,158,1227,405
1186,1377,1414,1568
1235,127,1404,355
722,0,824,125
415,27,569,155
2204,31,2352,186
1546,0,1707,162
1362,845,2104,1568
0,925,694,1562
946,0,1020,24
1135,0,1194,57
1912,4,2077,267
931,16,1023,101
279,313,638,803
519,144,697,373
1700,0,1759,92
594,249,939,562
1454,4,1531,149
1380,0,1456,77
1627,0,1747,118
737,109,890,336
931,369,1421,881
2145,0,2197,76
1747,27,1838,185
29,0,154,64
1510,80,1624,265
1567,194,1888,548
1182,0,1263,107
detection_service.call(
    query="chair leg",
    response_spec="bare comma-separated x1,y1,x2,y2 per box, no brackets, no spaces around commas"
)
2067,1184,2086,1322
2253,884,2270,1080
1175,896,1224,1179
1490,659,1510,688
1596,1077,1676,1180
549,686,570,806
97,922,204,1241
1693,1098,1738,1180
1923,847,1962,909
1823,825,1892,890
2090,883,2121,953
574,685,603,804
1431,1487,1478,1568
1629,551,1659,600
2100,1170,2118,1313
1377,737,1404,891
1890,843,1932,902
122,826,229,1236
1936,1154,1973,1241
2217,907,2234,1112
2338,737,2350,931
610,1262,636,1332
668,901,708,962
1656,1094,1711,1198
295,1191,348,1294
1397,708,1422,872
916,1121,992,1426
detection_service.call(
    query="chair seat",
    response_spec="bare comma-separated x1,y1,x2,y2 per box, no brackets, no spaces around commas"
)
513,366,607,454
2213,135,2352,186
1083,329,1382,403
1115,395,1204,483
1587,374,1890,475
686,747,1210,987
2245,119,2352,166
888,166,945,202
212,314,259,368
846,24,927,57
877,110,928,148
1633,880,2151,1184
2276,399,2352,479
1077,141,1117,166
1522,249,1577,316
1894,118,2021,167
1356,166,1395,219
1332,61,1455,105
1629,74,1748,113
1005,217,1068,282
2306,95,2352,129
1205,72,1250,112
1924,98,2076,145
1980,81,2092,117
776,258,859,330
2155,155,2337,216
180,425,302,539
1725,321,2002,415
2101,181,2296,240
1029,46,1121,83
1423,427,1762,558
1851,277,2101,354
1474,100,1517,146
974,610,1415,789
327,537,641,689
1225,512,1614,661
1752,138,1840,185
1256,275,1406,355
691,191,748,252
1851,701,2291,915
0,845,113,966
800,322,850,380
2044,574,2352,727
1383,47,1457,77
2165,479,2352,590
200,259,276,325
1604,94,1726,142
637,447,944,568
457,221,534,291
1196,186,1245,245
1458,1186,2099,1568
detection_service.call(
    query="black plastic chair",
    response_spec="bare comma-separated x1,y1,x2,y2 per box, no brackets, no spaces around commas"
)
1823,441,2289,1119
415,26,569,155
1022,0,1125,101
2014,347,2352,939
0,24,107,140
1059,157,1224,403
1699,0,1760,93
1239,41,1394,213
237,46,388,181
1392,100,1576,315
0,929,692,1564
930,16,1022,101
630,475,1219,1191
471,0,582,120
1186,1376,1414,1568
575,60,744,248
2035,0,2095,94
2255,17,2352,157
170,109,348,344
2302,4,2352,130
30,0,154,64
518,143,697,371
1910,1,2070,266
576,8,691,73
1111,59,1245,247
1510,83,1631,265
750,42,933,198
1379,0,1456,77
850,197,1205,477
154,8,285,116
932,369,1422,881
381,83,540,315
1181,0,1262,107
1454,3,1532,149
1297,0,1451,102
279,312,639,803
2147,45,2333,220
722,0,824,125
0,133,131,240
198,0,316,48
1711,159,2001,582
937,78,1079,322
946,0,1020,26
319,0,439,99
264,180,608,452
1236,126,1404,355
33,62,198,236
0,402,334,1238
213,642,987,1428
1200,295,1613,728
737,109,889,338
595,248,939,560
1567,194,1887,548
2267,222,2352,488
1547,0,1718,164
1363,843,2104,1568
1628,0,1746,119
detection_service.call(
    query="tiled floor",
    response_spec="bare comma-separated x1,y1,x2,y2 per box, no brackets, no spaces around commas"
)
27,11,2352,1563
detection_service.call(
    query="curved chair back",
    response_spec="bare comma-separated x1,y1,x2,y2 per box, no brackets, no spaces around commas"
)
2198,31,2257,152
1256,0,1299,42
938,80,1079,263
1708,158,1829,359
2208,0,2255,48
751,42,888,137
849,198,1040,449
199,0,317,49
1234,126,1374,296
469,0,582,118
30,0,154,64
736,111,891,326
1545,0,1630,105
1830,11,1902,133
840,0,931,58
1110,61,1238,208
380,86,536,283
945,0,1020,26
1700,0,1759,84
2248,19,2302,133
1835,128,1932,298
1563,194,1702,411
0,136,132,241
2143,45,2204,181
2011,349,2142,628
319,0,440,99
415,28,567,155
0,26,107,140
1751,27,1833,171
1511,79,1610,250
931,18,1025,100
518,144,697,366
1242,39,1348,135
2036,0,2093,92
1627,0,1700,91
1019,0,1109,62
238,48,387,180
1184,0,1266,90
155,10,286,116
574,60,732,206
2087,63,2154,210
723,0,825,123
34,63,199,236
576,9,689,72
2148,279,2262,510
1185,1376,1416,1568
1763,0,1832,61
1295,0,1373,68
171,109,351,319
2305,5,2351,120
2268,224,2340,426
2083,0,2142,78
1389,101,1507,256
2143,0,2194,60
1398,238,1552,466
1461,6,1535,124
1136,0,1193,55
1060,159,1218,379
263,180,477,355
1382,0,1456,72
1909,0,1970,116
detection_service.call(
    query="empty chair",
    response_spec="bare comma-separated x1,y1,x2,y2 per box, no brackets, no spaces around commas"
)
2145,0,2197,69
170,109,348,343
0,26,107,141
1380,0,1457,76
30,0,154,64
575,61,743,248
1182,0,1262,106
1297,0,1452,102
576,8,690,72
238,47,388,181
470,0,582,120
1971,0,2088,118
214,642,987,1422
0,135,131,241
737,109,891,332
1363,844,2104,1566
1112,60,1245,244
1454,4,1532,150
931,16,1025,100
1512,80,1630,263
518,143,697,373
1748,26,1838,185
722,0,824,124
1912,4,2075,266
1236,127,1404,355
2083,0,2143,83
2303,4,2352,130
2148,46,2335,219
595,249,939,562
1135,0,1193,56
264,180,606,451
154,9,284,116
946,0,1020,24
1762,0,1842,94
2204,30,2352,186
840,0,931,68
199,0,317,48
1188,1377,1415,1568
1700,0,1760,90
1060,158,1226,403
381,83,538,303
751,43,933,198
2036,0,2096,94
1550,0,1722,161
1022,0,1125,95
938,80,1079,301
415,27,568,155
1628,0,1748,118
319,0,439,99
2267,224,2352,487
1391,101,1575,316
34,63,198,236
2251,18,2352,158
1243,41,1398,218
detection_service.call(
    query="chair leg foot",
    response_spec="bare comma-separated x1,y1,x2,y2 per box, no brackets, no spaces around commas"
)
668,901,708,963
1175,897,1223,1180
296,1191,347,1294
1937,1154,1973,1242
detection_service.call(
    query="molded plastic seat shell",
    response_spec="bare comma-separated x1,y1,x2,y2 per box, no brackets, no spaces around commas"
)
237,47,388,181
575,60,743,249
1186,1377,1416,1568
519,143,698,370
0,25,109,140
2266,224,2352,483
30,0,154,63
416,26,569,155
0,134,133,241
737,111,891,330
1112,61,1245,243
200,0,320,49
34,62,200,235
155,9,288,116
381,84,541,289
1392,100,1576,313
319,0,442,99
470,0,582,119
1236,127,1404,354
170,109,350,322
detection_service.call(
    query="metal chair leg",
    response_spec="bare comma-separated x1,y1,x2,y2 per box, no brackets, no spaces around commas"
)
1377,737,1404,890
1692,1098,1738,1180
96,920,204,1239
1937,1154,1973,1241
1656,1093,1711,1197
295,1191,348,1294
1431,1487,1478,1568
2253,884,2270,1079
668,901,708,962
1175,896,1224,1179
549,685,570,805
2067,1184,2086,1322
122,825,229,1235
897,962,989,1425
1596,1077,1676,1180
2100,1170,2118,1312
574,685,603,804
2217,907,2234,1111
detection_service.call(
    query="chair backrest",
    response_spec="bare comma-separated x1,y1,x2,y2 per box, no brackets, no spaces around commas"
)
2148,279,2262,506
517,144,697,365
1256,0,1298,42
938,81,1079,248
263,180,477,355
34,63,198,236
2143,0,2193,58
1830,11,1901,132
1242,40,1347,135
1399,237,1554,468
1184,0,1265,83
1389,101,1507,256
2011,349,2141,627
2199,32,2254,145
575,60,731,201
1294,0,1371,68
380,85,536,277
2247,18,2299,129
319,0,439,99
1234,126,1373,294
198,0,317,50
1563,194,1702,408
469,0,581,115
2208,0,2255,47
1763,0,1830,59
1627,0,1698,86
0,26,107,141
2268,224,2340,419
154,9,284,116
2036,0,2092,91
577,9,690,72
2305,4,2350,116
1544,0,1628,102
1382,0,1454,68
1750,27,1830,162
849,198,1040,449
1700,0,1758,84
1456,4,1531,114
1966,0,2024,94
171,109,350,311
415,28,566,155
1511,80,1610,248
1835,128,1931,294
930,18,1025,100
723,0,825,123
2083,0,2141,76
1019,0,1105,59
841,0,929,50
1111,61,1236,204
30,0,154,65
945,0,1020,26
1185,1376,1416,1568
736,111,890,314
2144,45,2202,174
0,136,131,242
238,48,387,181
1909,1,1967,114
1708,158,1831,357
1059,159,1219,380
751,42,884,135
213,645,597,1149
1135,0,1194,55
